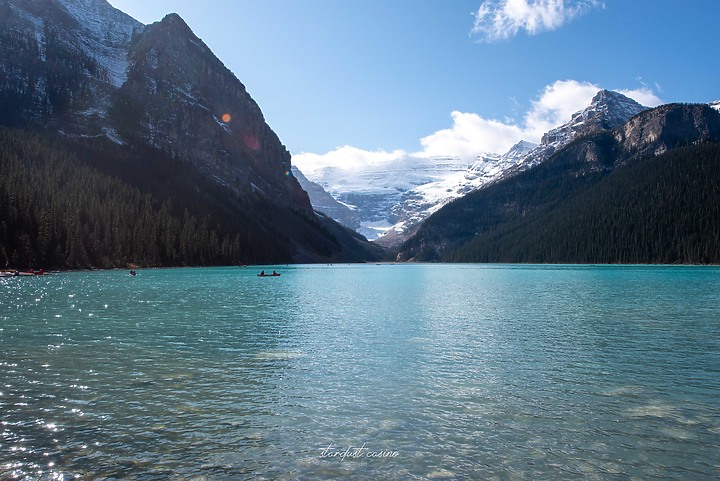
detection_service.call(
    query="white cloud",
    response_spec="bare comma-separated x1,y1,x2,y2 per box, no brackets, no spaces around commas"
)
292,79,663,178
471,0,604,41
523,79,602,139
417,111,523,159
617,87,663,108
292,145,406,178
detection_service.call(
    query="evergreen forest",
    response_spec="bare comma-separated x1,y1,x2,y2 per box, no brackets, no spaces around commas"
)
400,142,720,264
0,127,377,269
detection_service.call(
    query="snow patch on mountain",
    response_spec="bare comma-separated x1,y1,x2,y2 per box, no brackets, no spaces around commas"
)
303,154,472,239
380,140,537,243
298,90,650,245
58,0,142,87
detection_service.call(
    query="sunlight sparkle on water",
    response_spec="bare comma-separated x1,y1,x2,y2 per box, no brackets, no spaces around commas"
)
0,265,718,480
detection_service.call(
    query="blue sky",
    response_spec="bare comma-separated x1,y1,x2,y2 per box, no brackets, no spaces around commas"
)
107,0,719,174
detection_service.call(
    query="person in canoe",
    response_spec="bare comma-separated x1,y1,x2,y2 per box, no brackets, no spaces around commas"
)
257,270,281,277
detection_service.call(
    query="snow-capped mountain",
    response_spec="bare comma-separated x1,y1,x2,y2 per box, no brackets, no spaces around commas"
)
299,89,649,246
376,140,537,246
301,154,472,240
505,89,649,175
396,101,720,263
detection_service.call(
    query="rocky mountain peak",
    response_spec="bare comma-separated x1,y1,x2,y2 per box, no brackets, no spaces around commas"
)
0,0,312,214
590,88,626,104
616,103,720,158
115,9,309,213
505,140,537,158
590,89,647,126
148,13,204,47
541,89,647,147
477,89,650,189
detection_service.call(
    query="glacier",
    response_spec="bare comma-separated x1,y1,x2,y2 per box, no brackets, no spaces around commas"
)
296,90,650,246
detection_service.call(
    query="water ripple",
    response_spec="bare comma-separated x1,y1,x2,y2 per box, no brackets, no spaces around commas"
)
1,265,719,480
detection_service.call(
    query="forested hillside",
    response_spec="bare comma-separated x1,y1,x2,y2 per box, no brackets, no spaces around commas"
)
0,127,381,269
399,142,720,264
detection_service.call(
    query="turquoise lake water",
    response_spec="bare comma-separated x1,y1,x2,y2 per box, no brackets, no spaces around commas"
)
1,264,719,480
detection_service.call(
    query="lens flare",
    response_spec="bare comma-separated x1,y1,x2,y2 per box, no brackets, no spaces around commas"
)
221,113,231,123
242,132,261,151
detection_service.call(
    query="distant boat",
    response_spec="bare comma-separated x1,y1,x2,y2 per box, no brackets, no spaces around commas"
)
2,269,47,277
257,271,281,277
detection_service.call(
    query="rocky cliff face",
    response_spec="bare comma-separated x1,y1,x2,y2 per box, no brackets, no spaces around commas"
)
0,0,312,215
615,103,720,158
292,166,361,231
0,0,140,130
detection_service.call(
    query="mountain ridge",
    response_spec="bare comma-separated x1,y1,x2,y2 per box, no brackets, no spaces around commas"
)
299,89,649,246
395,102,720,263
0,0,382,267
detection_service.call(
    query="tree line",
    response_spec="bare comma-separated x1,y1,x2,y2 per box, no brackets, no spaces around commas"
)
0,127,292,269
445,142,720,263
397,138,720,264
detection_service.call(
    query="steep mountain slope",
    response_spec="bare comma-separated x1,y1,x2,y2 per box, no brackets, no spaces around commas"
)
376,140,537,246
396,103,720,263
0,0,141,130
292,165,361,231
113,12,311,213
0,0,382,266
447,142,720,264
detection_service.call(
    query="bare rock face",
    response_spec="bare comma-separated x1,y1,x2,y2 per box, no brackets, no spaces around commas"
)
113,12,312,215
292,166,361,231
616,103,720,159
0,0,313,215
